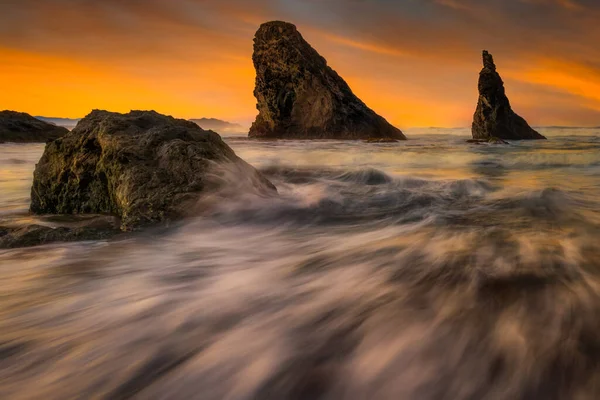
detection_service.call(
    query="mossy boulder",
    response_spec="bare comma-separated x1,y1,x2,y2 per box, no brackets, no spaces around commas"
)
30,110,276,230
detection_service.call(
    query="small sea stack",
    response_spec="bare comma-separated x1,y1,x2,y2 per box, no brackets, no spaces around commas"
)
249,21,405,140
0,111,69,143
472,51,546,141
30,110,276,231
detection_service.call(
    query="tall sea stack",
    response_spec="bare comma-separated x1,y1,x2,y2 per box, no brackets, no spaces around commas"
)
249,21,405,140
472,51,546,140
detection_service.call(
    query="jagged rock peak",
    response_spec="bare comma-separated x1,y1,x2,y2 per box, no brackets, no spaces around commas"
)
257,20,300,38
482,50,496,71
249,21,406,140
472,50,546,141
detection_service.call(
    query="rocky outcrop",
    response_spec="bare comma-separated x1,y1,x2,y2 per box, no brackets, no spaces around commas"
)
249,21,405,140
30,110,276,231
472,51,546,140
0,111,69,143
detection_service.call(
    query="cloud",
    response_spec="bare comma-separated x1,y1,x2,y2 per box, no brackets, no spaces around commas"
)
0,0,599,126
320,33,413,59
435,0,473,11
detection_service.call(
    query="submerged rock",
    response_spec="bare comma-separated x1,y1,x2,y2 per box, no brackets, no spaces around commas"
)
466,137,509,145
472,51,546,141
363,138,399,143
249,21,405,140
0,111,69,143
0,224,121,249
30,110,276,231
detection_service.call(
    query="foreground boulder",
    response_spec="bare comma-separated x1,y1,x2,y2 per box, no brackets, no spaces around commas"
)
0,111,69,143
472,51,546,141
249,21,405,140
30,110,276,230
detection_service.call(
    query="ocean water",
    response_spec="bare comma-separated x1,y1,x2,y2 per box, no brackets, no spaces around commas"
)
1,128,600,399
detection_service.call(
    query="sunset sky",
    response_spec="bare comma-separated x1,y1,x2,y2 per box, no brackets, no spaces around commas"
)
1,0,600,128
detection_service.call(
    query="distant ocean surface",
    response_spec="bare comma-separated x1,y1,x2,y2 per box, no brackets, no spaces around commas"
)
1,127,600,399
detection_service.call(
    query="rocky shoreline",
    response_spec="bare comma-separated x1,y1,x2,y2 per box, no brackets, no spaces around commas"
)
0,110,278,249
0,21,557,249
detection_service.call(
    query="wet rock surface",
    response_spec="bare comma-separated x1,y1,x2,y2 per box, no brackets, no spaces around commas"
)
472,51,546,141
466,137,509,145
363,138,400,143
30,110,276,231
0,223,121,249
0,215,123,249
0,111,69,143
249,21,405,140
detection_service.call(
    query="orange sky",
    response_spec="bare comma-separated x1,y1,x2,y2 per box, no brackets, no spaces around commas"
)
1,0,600,128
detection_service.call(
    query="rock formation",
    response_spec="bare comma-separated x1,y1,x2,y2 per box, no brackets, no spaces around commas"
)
0,111,69,143
472,51,546,140
0,223,120,249
249,21,405,140
30,110,276,231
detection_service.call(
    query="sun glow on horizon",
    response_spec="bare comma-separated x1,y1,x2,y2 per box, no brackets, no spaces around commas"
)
2,0,600,128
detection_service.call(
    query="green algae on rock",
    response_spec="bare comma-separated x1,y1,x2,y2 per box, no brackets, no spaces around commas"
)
30,110,276,231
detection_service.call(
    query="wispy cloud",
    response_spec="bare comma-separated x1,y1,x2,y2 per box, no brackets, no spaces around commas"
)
321,33,412,58
0,0,599,126
557,0,584,10
434,0,473,11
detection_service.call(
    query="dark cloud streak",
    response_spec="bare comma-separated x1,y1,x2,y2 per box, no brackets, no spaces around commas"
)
1,0,599,125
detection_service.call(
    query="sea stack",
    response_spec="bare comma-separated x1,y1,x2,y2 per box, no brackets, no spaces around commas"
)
472,51,546,140
249,21,405,140
30,110,276,231
0,111,69,143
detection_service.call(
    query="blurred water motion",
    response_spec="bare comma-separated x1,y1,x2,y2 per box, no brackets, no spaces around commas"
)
1,128,600,399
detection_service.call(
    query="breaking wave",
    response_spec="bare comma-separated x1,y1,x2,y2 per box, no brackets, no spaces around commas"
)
1,134,600,399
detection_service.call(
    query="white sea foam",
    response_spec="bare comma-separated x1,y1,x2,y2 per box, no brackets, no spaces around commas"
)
1,132,600,399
